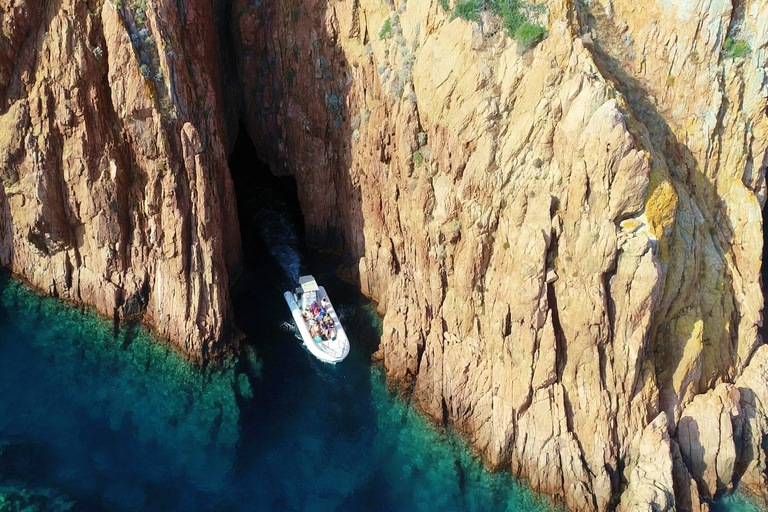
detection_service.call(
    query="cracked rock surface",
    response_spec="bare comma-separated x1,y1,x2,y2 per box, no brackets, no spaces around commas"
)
233,0,767,509
1,0,767,509
0,0,242,358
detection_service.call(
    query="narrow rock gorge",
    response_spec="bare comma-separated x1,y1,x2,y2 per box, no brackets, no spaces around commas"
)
0,0,766,510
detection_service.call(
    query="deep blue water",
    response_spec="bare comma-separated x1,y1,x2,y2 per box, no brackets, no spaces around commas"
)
0,264,566,512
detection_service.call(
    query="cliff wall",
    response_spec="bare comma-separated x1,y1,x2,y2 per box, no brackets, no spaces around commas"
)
0,0,242,357
232,0,768,509
1,0,767,509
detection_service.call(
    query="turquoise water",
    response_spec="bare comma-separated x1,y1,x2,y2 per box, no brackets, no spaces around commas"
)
714,495,768,512
0,271,560,512
1,278,764,512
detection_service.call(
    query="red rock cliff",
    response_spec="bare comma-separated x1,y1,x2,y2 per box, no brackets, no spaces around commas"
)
0,0,242,358
231,0,768,510
1,0,768,509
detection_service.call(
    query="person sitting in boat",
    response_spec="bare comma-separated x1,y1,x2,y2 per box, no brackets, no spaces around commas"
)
321,296,329,310
327,327,337,340
309,322,322,341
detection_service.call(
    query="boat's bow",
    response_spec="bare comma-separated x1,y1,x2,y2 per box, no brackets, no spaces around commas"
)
283,282,350,363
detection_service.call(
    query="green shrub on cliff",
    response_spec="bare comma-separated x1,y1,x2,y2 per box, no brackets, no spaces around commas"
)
449,0,546,48
379,18,392,39
722,37,751,59
513,21,545,47
452,0,483,22
490,0,524,29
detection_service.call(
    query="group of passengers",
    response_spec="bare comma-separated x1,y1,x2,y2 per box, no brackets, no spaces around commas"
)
303,296,337,342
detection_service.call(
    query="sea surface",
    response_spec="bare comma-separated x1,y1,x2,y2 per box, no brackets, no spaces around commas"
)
0,248,564,511
0,135,764,511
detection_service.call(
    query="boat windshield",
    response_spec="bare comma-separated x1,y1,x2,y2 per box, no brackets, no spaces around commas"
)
302,290,317,310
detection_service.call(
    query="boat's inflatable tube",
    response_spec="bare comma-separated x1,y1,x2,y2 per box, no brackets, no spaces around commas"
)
284,291,314,343
284,289,350,363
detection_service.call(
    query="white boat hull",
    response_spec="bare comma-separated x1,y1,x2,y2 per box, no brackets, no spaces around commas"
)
284,286,350,363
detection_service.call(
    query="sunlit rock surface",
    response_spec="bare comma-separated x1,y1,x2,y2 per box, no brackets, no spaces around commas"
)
0,0,242,358
232,0,767,509
0,0,766,509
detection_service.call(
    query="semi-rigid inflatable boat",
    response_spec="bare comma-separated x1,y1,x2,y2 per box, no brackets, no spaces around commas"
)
283,275,350,363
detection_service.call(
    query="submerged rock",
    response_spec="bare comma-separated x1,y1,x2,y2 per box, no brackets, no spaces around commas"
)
0,486,75,512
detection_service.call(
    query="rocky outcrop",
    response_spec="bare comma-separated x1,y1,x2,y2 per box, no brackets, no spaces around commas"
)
1,0,767,509
0,0,242,357
677,384,742,498
667,345,768,508
618,413,675,512
671,439,707,512
231,0,767,509
734,344,768,498
591,0,768,430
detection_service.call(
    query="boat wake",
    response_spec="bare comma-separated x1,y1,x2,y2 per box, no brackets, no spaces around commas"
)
334,304,354,323
246,186,302,287
279,320,303,341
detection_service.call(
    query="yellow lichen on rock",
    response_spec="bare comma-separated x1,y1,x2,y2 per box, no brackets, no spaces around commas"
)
643,165,678,251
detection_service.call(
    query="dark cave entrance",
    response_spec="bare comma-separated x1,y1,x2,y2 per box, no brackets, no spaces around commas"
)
227,124,306,272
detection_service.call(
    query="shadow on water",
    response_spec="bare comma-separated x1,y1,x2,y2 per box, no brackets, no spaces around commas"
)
227,124,384,484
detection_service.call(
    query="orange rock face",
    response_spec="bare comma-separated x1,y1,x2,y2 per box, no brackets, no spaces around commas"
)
2,0,767,509
0,0,241,359
231,0,767,510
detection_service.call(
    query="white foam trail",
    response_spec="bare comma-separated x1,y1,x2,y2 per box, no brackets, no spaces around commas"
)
334,304,354,322
250,186,302,287
279,321,303,341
